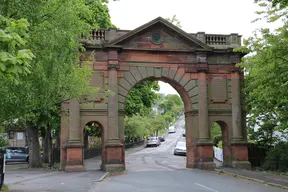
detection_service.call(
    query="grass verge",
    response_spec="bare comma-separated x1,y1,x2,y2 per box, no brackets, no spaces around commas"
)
0,185,9,192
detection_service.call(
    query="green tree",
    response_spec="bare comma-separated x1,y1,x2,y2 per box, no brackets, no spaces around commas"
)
0,0,114,167
235,0,288,146
158,94,184,122
166,15,182,28
124,115,151,142
211,122,222,146
125,80,160,117
0,15,35,82
262,141,288,171
150,115,166,137
254,0,288,22
84,0,116,28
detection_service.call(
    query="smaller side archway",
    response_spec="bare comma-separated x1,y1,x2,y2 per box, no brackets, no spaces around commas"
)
82,121,105,171
210,120,232,167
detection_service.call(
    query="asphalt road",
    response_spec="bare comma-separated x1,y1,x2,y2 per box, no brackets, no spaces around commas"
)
90,118,286,192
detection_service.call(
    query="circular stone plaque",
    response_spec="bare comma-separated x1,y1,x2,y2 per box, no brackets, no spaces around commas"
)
151,32,163,44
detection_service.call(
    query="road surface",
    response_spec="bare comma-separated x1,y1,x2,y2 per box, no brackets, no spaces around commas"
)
90,118,286,192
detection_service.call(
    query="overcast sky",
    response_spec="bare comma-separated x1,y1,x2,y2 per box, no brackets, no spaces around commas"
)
107,0,269,95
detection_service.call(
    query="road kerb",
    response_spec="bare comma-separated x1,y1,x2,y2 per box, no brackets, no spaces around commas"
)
214,168,288,190
95,172,110,182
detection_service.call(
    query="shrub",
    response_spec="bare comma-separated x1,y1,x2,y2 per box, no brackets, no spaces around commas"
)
217,141,223,149
0,134,9,147
262,141,288,172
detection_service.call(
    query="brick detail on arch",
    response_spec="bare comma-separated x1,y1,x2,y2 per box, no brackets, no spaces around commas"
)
117,66,195,111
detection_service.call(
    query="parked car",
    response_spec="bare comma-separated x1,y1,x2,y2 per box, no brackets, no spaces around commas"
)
174,141,186,156
168,127,176,133
158,136,165,142
146,137,161,147
5,146,29,164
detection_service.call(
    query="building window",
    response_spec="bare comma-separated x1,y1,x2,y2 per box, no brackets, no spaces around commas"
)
8,131,14,139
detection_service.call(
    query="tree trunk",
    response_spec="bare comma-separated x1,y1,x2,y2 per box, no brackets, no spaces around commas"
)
27,123,42,168
25,130,29,147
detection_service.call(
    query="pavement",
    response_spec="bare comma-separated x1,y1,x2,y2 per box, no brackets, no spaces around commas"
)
4,117,288,191
216,167,288,189
5,161,108,192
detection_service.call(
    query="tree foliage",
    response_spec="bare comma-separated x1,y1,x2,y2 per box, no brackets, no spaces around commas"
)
158,94,184,121
84,0,116,28
254,0,288,22
166,15,182,28
0,0,115,167
0,15,35,82
125,115,151,142
234,0,288,146
125,80,160,117
262,141,288,171
124,114,166,142
211,122,222,146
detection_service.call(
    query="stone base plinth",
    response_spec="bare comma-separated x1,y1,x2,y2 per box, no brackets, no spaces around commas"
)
196,162,216,170
187,143,216,170
65,165,84,172
229,143,251,169
196,143,215,169
65,143,84,172
231,161,251,169
186,145,197,168
104,163,125,172
104,141,125,172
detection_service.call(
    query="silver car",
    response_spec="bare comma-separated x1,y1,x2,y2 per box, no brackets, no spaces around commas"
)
146,137,161,147
5,147,29,163
168,127,176,133
174,141,186,155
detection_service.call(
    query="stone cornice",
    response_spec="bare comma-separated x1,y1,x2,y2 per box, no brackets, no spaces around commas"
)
208,109,232,115
196,63,208,73
185,110,199,117
80,109,108,116
118,110,125,116
108,60,120,70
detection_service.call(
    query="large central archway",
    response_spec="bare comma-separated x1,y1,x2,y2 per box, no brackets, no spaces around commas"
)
60,17,251,172
118,75,195,169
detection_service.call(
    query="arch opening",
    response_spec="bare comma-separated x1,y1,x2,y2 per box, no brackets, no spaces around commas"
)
211,121,230,167
82,121,104,171
120,77,190,170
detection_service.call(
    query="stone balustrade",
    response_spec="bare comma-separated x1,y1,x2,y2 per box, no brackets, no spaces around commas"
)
82,29,242,48
90,29,106,40
205,34,228,45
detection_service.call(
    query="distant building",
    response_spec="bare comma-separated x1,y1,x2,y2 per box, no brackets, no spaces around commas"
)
7,130,27,147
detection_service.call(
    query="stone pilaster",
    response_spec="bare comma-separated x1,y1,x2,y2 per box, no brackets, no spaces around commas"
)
231,71,243,141
68,99,80,143
185,110,198,168
104,52,125,172
107,62,120,144
197,70,209,143
230,70,251,169
196,54,215,169
65,98,84,172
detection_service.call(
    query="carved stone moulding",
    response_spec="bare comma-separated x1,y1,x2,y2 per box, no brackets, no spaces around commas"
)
108,60,120,70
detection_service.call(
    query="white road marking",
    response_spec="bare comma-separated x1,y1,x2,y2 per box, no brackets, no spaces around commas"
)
195,183,219,192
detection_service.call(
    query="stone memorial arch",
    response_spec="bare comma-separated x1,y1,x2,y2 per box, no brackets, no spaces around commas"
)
60,17,251,172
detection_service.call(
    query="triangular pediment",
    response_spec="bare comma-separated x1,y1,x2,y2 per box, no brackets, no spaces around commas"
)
106,17,212,51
